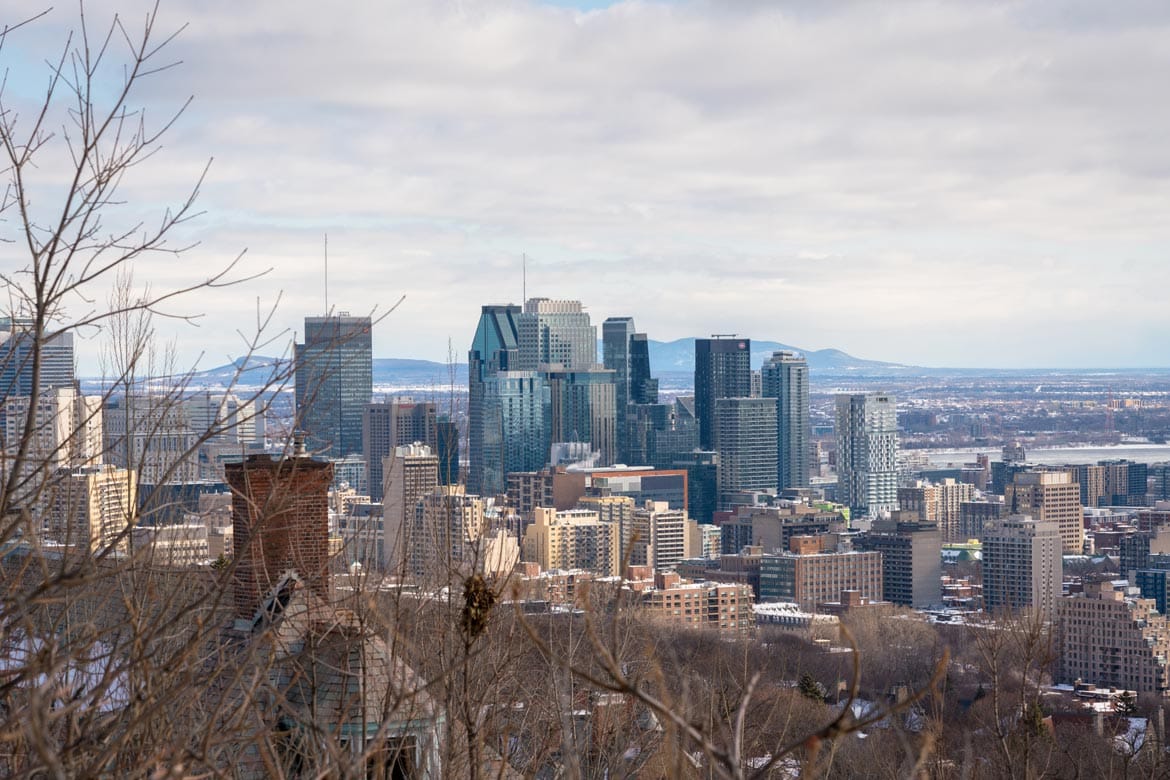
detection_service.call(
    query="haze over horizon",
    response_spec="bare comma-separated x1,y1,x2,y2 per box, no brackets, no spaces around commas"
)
10,0,1170,372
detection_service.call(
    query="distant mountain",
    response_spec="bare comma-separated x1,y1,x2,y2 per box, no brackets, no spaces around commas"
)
86,339,906,394
86,356,469,393
372,358,467,390
645,338,914,374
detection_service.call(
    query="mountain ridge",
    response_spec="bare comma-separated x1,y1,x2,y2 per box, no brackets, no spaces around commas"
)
83,338,907,390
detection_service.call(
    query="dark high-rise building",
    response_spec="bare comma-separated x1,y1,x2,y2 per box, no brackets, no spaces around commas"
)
0,317,75,400
1096,459,1149,506
761,351,809,491
1150,463,1170,502
1120,528,1170,581
627,398,699,469
626,403,669,467
629,333,658,405
694,336,751,450
857,521,942,609
958,499,1003,540
603,318,658,463
294,314,373,458
436,416,459,486
603,317,635,460
363,399,438,501
468,304,549,495
714,397,777,509
1135,568,1170,614
674,450,718,525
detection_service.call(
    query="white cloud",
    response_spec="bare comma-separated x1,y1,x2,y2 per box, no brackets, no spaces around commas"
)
3,0,1168,370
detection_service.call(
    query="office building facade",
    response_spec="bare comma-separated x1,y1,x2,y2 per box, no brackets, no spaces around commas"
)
898,478,974,542
630,500,689,573
603,317,635,460
44,464,136,554
714,397,778,509
436,416,459,486
469,305,550,495
694,337,751,450
103,394,198,486
547,368,617,466
758,536,883,612
3,387,102,479
516,298,596,371
0,317,74,399
294,314,373,458
407,486,487,581
363,398,437,501
522,506,621,577
761,351,809,491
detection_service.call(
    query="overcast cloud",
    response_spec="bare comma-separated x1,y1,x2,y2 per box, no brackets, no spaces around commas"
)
4,0,1169,370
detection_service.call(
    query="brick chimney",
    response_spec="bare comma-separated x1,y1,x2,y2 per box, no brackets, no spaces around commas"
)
226,453,333,619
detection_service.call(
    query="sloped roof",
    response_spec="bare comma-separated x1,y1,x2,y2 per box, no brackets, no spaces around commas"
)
251,573,438,729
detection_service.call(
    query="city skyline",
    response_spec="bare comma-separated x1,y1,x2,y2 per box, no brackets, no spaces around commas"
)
8,4,1170,773
9,1,1170,373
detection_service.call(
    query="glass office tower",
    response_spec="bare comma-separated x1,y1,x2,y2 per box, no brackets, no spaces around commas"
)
294,314,373,458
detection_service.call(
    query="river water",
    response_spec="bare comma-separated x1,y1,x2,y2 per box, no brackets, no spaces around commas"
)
923,444,1170,467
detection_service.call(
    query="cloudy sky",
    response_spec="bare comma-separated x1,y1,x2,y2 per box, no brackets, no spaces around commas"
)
5,0,1170,371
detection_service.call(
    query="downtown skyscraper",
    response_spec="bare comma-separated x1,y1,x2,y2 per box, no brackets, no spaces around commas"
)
294,314,372,458
603,317,635,461
516,298,596,371
694,336,751,450
714,396,777,508
836,392,898,521
761,350,810,490
603,317,658,463
468,305,549,495
0,317,75,397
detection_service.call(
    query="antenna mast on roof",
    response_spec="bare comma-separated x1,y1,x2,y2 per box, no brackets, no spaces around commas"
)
324,234,329,316
522,252,527,305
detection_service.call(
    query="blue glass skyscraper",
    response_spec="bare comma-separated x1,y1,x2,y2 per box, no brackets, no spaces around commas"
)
469,305,549,495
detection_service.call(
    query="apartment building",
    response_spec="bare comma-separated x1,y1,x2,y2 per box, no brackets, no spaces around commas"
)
1057,580,1170,696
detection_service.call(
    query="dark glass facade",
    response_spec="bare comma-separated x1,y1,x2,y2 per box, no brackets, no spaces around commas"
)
761,351,809,490
603,317,635,461
294,315,373,458
694,337,751,450
437,417,460,485
628,333,658,405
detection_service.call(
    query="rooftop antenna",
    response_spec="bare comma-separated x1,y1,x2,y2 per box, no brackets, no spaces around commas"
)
522,252,527,305
324,233,329,315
